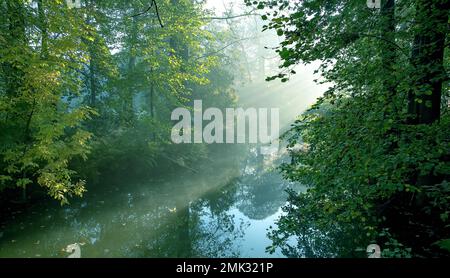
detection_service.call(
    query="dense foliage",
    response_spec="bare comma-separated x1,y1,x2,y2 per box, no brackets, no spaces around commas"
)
0,0,238,204
246,0,450,257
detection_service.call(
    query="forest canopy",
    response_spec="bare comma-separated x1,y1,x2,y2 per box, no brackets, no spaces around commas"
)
0,0,244,204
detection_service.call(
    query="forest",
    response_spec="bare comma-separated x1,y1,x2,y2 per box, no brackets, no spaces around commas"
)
0,0,449,259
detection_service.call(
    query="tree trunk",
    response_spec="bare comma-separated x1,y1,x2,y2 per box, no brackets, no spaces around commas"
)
89,55,97,107
126,15,139,123
87,0,97,108
37,0,48,58
150,80,155,118
4,0,26,97
176,201,191,257
408,0,449,125
381,0,396,98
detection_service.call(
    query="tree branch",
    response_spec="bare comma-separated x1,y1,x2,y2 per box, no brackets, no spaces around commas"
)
194,36,258,61
359,33,409,57
131,0,164,28
203,12,259,21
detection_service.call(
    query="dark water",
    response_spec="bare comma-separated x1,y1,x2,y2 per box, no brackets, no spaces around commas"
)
0,145,304,258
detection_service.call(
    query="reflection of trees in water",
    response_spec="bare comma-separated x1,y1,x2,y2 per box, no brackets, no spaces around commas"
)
189,202,248,258
235,147,299,220
0,145,249,258
272,225,366,258
0,144,294,258
267,191,368,258
0,178,247,258
125,183,247,258
201,178,239,216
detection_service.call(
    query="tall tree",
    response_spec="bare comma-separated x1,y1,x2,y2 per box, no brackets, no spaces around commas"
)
246,0,450,257
408,0,449,124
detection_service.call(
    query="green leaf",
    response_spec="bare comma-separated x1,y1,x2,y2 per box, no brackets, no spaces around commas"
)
433,239,450,252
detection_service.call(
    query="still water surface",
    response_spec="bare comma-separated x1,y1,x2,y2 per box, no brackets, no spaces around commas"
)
0,145,303,258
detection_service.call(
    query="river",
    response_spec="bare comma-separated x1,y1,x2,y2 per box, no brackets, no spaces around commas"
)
0,65,326,258
0,145,301,258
